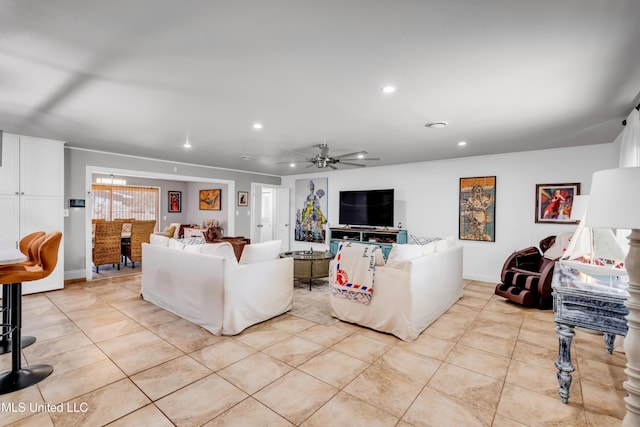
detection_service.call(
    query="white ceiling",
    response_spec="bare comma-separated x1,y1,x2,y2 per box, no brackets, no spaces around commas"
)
1,1,639,176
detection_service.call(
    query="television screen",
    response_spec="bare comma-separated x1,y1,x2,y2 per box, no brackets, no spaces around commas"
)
339,189,394,227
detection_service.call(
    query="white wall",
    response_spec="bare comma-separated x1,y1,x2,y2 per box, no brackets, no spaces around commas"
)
282,143,618,283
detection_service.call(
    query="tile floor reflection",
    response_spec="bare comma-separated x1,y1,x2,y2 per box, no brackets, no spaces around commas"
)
0,275,627,426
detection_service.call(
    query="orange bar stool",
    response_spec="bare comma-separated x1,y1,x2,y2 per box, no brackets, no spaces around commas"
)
0,231,45,355
0,231,61,395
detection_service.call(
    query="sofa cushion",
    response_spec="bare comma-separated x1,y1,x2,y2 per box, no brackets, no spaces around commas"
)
386,244,423,268
239,240,281,265
150,234,170,246
201,242,238,264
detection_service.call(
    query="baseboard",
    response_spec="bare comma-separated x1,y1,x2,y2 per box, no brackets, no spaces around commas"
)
463,274,499,284
64,269,86,281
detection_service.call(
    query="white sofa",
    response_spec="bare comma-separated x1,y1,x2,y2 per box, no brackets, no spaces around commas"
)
141,237,293,335
330,241,463,341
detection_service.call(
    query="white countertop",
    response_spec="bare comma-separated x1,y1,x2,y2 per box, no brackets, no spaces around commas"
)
0,241,27,265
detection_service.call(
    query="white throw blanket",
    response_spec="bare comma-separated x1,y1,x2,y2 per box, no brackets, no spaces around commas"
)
330,241,380,304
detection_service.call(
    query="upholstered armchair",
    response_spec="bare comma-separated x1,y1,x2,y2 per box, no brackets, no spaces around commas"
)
204,226,250,261
494,235,557,309
122,220,156,267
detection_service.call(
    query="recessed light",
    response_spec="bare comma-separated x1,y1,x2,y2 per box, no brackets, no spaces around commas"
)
240,155,253,160
289,163,296,168
425,121,448,129
357,154,364,159
183,139,191,148
381,85,396,94
458,141,467,146
253,123,263,130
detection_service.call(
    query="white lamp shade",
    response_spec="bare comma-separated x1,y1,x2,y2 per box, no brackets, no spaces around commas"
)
569,195,590,221
585,167,640,229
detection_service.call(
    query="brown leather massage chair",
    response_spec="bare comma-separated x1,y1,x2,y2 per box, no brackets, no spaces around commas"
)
495,235,557,309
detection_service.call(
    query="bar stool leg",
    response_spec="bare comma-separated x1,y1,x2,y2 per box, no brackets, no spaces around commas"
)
0,285,36,355
0,283,53,395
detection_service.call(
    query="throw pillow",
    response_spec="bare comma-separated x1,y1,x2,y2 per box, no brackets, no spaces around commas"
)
168,238,185,250
410,235,442,245
183,244,203,254
386,244,423,267
239,240,281,265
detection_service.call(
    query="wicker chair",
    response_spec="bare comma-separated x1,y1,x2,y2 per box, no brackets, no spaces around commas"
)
92,221,123,273
122,220,156,267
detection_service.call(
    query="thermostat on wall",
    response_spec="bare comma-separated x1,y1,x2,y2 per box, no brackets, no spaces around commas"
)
69,199,85,208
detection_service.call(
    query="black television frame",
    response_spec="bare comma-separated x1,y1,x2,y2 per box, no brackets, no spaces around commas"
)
338,189,394,228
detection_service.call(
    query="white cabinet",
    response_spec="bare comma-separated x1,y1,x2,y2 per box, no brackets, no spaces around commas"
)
0,133,64,294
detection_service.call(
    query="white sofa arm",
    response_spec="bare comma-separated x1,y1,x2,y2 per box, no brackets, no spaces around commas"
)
142,243,226,335
222,257,294,335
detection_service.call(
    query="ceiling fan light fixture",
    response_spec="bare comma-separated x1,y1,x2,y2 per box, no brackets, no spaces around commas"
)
425,121,448,129
183,139,192,148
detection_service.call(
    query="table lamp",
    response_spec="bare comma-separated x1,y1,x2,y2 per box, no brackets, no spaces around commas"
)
585,166,640,427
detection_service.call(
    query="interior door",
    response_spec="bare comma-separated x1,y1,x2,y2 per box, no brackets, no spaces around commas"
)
259,187,274,243
275,187,290,251
251,184,290,247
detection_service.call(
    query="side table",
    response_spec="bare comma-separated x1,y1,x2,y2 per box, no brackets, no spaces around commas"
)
279,251,335,290
552,261,628,404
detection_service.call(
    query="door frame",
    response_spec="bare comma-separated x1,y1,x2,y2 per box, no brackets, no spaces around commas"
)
250,183,290,248
85,165,235,281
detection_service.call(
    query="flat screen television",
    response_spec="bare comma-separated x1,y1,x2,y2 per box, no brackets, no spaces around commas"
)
339,189,394,227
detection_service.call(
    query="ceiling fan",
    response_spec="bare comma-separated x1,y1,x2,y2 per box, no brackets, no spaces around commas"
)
280,143,379,169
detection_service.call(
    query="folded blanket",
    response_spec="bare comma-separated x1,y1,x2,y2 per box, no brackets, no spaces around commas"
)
330,241,380,305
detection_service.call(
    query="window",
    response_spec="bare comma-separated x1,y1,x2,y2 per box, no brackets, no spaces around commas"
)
92,184,159,229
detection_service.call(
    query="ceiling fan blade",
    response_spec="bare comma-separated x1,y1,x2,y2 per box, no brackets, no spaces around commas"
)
333,151,367,159
339,162,367,167
329,164,338,169
280,148,311,159
305,163,316,168
338,157,380,161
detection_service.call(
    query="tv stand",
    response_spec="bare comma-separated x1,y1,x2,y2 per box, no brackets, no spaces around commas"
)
328,227,408,259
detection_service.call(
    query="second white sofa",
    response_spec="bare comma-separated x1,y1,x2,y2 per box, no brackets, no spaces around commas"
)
330,240,463,341
141,238,293,335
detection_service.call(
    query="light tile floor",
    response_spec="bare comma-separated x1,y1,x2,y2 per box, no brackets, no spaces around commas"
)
0,276,627,426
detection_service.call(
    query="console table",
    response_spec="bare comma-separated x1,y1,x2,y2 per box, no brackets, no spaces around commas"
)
328,227,407,259
552,262,628,404
280,251,335,290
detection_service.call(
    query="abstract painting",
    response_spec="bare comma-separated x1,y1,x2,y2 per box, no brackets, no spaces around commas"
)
459,176,496,242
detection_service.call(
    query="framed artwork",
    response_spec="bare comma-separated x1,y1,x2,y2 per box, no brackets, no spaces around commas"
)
294,178,328,243
459,176,496,242
237,191,248,207
535,183,580,223
199,189,221,210
168,191,181,212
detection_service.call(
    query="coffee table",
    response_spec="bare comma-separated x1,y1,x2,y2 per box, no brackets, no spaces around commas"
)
279,251,335,290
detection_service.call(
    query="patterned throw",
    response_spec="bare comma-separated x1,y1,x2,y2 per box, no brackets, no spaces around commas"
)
330,241,380,305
